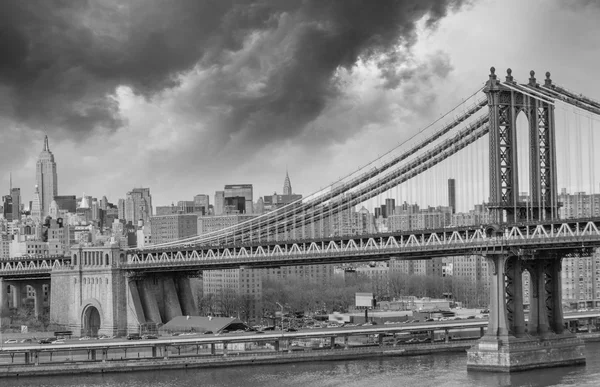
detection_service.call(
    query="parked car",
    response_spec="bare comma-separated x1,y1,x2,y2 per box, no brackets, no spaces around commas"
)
126,334,142,340
39,337,57,344
141,334,158,340
20,338,33,343
285,328,298,332
4,339,18,344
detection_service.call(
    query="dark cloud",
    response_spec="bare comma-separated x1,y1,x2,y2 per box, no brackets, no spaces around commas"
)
0,0,466,144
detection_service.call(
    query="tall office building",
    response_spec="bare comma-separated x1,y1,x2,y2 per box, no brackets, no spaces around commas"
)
31,185,42,221
224,184,253,214
384,198,396,217
117,199,125,220
214,191,224,215
36,136,58,218
10,188,20,221
2,194,12,222
448,179,456,213
283,171,292,195
150,214,197,245
194,194,210,215
125,188,153,225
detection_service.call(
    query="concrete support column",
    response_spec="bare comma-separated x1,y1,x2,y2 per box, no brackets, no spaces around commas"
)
0,278,9,318
484,255,509,339
102,349,107,362
223,343,228,357
344,336,349,349
140,279,162,324
274,340,280,352
128,280,146,324
91,349,97,361
287,339,292,353
24,352,30,364
480,326,485,337
162,276,183,322
211,343,215,355
176,277,198,316
378,334,384,347
152,346,157,357
163,346,169,359
588,319,593,333
33,351,39,365
445,329,449,343
33,283,44,319
330,336,336,349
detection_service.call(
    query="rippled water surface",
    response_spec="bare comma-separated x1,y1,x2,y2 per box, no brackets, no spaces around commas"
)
5,342,600,387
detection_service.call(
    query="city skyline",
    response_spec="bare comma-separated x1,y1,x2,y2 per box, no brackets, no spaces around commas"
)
2,1,600,207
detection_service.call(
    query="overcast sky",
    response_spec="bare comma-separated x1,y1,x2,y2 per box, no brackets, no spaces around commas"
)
1,0,599,208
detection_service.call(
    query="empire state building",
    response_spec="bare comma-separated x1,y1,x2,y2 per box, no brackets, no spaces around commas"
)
36,135,58,218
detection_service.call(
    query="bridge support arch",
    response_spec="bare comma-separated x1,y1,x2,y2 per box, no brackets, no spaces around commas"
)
81,302,102,337
467,252,585,372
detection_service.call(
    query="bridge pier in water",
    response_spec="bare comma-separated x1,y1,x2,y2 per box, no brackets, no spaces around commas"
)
467,253,585,372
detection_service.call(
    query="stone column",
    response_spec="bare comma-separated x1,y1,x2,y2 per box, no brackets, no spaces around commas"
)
330,336,336,348
176,277,198,316
128,279,146,324
162,276,183,322
0,278,9,318
33,283,44,319
140,279,162,324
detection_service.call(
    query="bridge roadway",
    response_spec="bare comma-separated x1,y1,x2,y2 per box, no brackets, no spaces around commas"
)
125,218,600,272
3,218,600,276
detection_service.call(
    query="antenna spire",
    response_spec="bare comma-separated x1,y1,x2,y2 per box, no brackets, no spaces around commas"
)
44,135,49,151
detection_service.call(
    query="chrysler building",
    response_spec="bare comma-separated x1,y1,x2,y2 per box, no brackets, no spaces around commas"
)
36,135,58,218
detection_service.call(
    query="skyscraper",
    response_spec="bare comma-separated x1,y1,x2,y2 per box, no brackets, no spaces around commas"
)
125,188,153,224
193,194,210,215
448,179,456,214
283,171,292,195
224,184,253,214
36,136,58,218
214,191,224,215
31,185,42,221
11,188,20,221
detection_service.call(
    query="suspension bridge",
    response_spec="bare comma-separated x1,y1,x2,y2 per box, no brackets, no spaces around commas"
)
3,67,600,371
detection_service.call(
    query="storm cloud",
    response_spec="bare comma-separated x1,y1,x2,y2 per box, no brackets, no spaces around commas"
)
0,0,466,143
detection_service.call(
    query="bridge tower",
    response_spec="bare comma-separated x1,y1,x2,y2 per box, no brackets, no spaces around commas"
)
486,67,559,223
467,68,585,372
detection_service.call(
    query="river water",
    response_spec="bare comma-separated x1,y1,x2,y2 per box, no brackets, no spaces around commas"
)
4,342,600,387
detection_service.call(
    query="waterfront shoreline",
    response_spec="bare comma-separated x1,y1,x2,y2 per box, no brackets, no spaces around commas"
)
2,334,599,378
0,341,474,378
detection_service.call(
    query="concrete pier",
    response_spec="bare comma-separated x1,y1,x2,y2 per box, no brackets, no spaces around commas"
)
467,255,586,372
